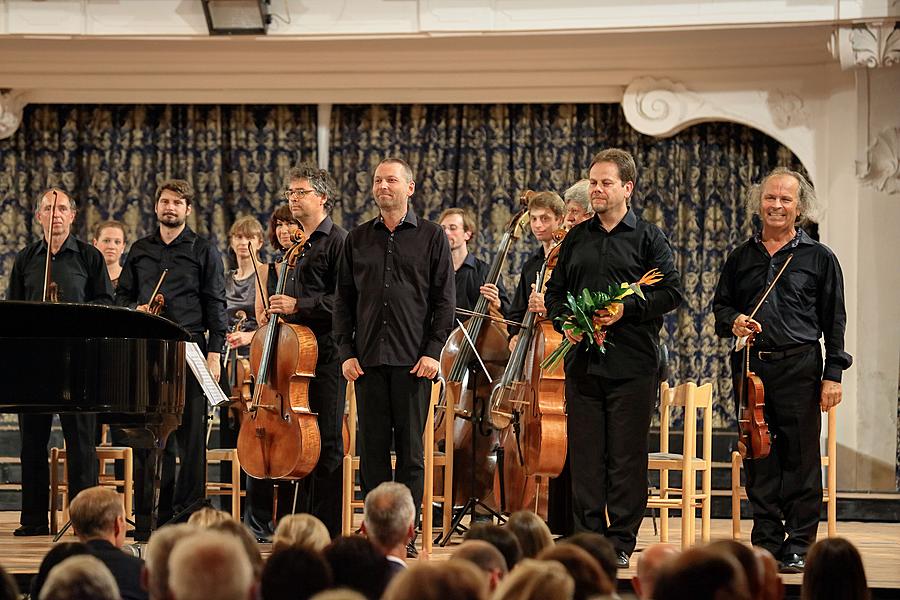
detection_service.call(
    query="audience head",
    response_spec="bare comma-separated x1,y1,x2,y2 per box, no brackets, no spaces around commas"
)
362,482,415,555
210,518,264,579
538,544,613,600
273,513,331,553
505,511,553,559
261,546,333,600
563,179,593,227
0,564,19,600
310,591,367,600
492,558,574,600
451,539,508,593
68,486,126,547
168,530,254,600
186,506,232,528
463,523,523,571
752,547,784,600
143,523,198,600
268,203,301,251
563,532,619,586
632,543,679,599
801,537,869,600
708,540,763,600
382,560,487,600
323,535,391,600
30,542,91,600
654,547,749,600
40,554,120,600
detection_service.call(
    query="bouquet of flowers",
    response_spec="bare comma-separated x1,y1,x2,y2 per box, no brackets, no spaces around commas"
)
540,269,664,372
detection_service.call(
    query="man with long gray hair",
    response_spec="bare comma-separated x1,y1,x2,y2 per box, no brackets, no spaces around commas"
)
563,179,593,228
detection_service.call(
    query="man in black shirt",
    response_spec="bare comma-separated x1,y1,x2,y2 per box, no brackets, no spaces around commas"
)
334,158,455,555
117,179,227,533
438,207,508,317
713,168,851,573
545,149,683,567
264,163,348,537
6,188,112,536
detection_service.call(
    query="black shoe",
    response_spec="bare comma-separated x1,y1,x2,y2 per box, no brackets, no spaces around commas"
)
14,525,49,537
615,550,630,569
406,542,419,559
779,553,805,574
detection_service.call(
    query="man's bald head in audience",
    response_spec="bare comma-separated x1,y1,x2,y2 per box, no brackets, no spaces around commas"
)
632,543,679,599
654,547,750,600
451,540,508,592
169,530,254,600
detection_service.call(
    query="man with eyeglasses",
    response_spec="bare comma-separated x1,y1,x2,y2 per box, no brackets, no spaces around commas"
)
6,187,113,536
255,163,347,537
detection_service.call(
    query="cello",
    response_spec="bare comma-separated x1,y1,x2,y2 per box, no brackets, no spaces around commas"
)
237,231,321,480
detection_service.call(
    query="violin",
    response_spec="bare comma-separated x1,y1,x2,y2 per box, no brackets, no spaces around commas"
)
147,269,168,316
224,310,252,423
237,230,321,481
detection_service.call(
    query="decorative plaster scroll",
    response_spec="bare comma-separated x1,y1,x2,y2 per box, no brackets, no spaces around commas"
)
621,77,714,137
858,127,900,194
0,91,26,140
766,90,810,129
829,21,900,70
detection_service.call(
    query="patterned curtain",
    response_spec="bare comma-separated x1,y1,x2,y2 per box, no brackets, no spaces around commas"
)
330,104,803,427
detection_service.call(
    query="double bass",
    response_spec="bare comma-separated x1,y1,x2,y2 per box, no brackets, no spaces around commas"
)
237,232,321,480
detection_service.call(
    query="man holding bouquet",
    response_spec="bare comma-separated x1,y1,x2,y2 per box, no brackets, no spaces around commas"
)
544,148,683,567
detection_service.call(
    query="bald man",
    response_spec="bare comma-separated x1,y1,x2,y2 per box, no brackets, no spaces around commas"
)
632,543,679,599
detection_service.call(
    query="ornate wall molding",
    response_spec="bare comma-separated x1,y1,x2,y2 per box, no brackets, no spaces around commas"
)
858,127,900,194
0,91,26,140
829,21,900,70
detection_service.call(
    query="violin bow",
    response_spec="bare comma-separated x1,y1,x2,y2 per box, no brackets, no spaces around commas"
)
454,307,525,329
148,269,169,305
247,241,270,313
735,253,794,351
41,191,59,302
455,318,492,381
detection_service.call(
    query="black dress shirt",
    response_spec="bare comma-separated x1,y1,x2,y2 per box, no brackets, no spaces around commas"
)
85,539,148,600
507,246,547,338
454,253,510,317
713,228,852,382
282,216,347,365
334,209,456,368
6,234,114,304
544,209,683,379
116,226,227,353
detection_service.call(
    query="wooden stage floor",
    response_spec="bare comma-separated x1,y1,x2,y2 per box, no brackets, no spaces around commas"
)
0,511,897,592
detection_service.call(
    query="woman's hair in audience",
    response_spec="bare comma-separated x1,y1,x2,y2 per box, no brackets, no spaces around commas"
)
186,506,232,529
654,547,749,600
707,539,763,600
801,537,869,600
492,558,574,600
310,590,368,600
505,511,553,559
209,518,265,578
261,546,333,600
40,554,120,600
29,542,91,600
0,564,19,600
323,535,391,600
273,513,331,553
382,560,487,600
463,523,523,570
562,532,619,584
538,544,613,600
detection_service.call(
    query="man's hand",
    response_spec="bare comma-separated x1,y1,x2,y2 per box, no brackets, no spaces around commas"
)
563,316,583,344
207,353,221,382
820,380,842,412
732,314,762,338
226,331,254,348
508,334,519,353
267,294,297,315
342,358,365,382
257,310,270,326
480,283,501,309
410,356,440,379
593,303,624,328
136,304,150,313
527,285,546,315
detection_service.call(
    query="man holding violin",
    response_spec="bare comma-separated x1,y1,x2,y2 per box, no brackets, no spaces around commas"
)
713,167,851,573
262,163,348,537
7,187,113,536
116,179,227,535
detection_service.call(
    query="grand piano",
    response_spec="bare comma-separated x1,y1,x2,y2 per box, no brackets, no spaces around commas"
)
0,301,189,536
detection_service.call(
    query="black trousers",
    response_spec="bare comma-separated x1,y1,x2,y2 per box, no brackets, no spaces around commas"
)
734,346,823,557
18,413,98,527
355,365,430,524
547,456,574,536
566,373,656,555
246,361,346,537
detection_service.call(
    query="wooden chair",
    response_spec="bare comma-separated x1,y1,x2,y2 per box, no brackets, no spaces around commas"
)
731,406,837,540
341,379,453,554
647,381,713,548
206,448,244,519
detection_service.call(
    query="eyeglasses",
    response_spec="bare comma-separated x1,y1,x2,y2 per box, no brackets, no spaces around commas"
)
282,188,317,200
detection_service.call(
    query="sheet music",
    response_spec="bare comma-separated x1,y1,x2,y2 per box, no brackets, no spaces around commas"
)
185,342,230,408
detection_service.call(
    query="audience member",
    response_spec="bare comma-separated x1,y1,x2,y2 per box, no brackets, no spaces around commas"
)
142,524,198,600
753,547,784,600
261,546,333,600
361,482,416,577
273,513,331,552
491,558,574,600
563,532,620,586
538,544,613,600
310,591,367,600
505,511,553,559
40,554,120,600
631,543,679,600
30,542,91,600
708,540,763,600
186,506,232,528
210,517,265,578
451,540,508,593
801,537,869,600
654,547,749,600
68,486,146,600
464,523,523,571
323,535,391,600
0,564,19,600
382,560,487,600
168,531,254,600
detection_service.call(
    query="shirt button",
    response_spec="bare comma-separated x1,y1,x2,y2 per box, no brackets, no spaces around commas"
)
382,320,387,325
384,283,390,288
383,302,388,306
386,266,391,271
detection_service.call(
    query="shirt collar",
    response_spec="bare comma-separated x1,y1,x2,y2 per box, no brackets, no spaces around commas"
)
308,215,334,241
375,208,418,231
460,253,478,270
44,233,79,254
152,225,196,246
587,207,637,232
753,227,813,252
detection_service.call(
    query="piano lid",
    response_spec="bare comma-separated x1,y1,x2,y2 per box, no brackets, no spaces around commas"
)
0,301,191,340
